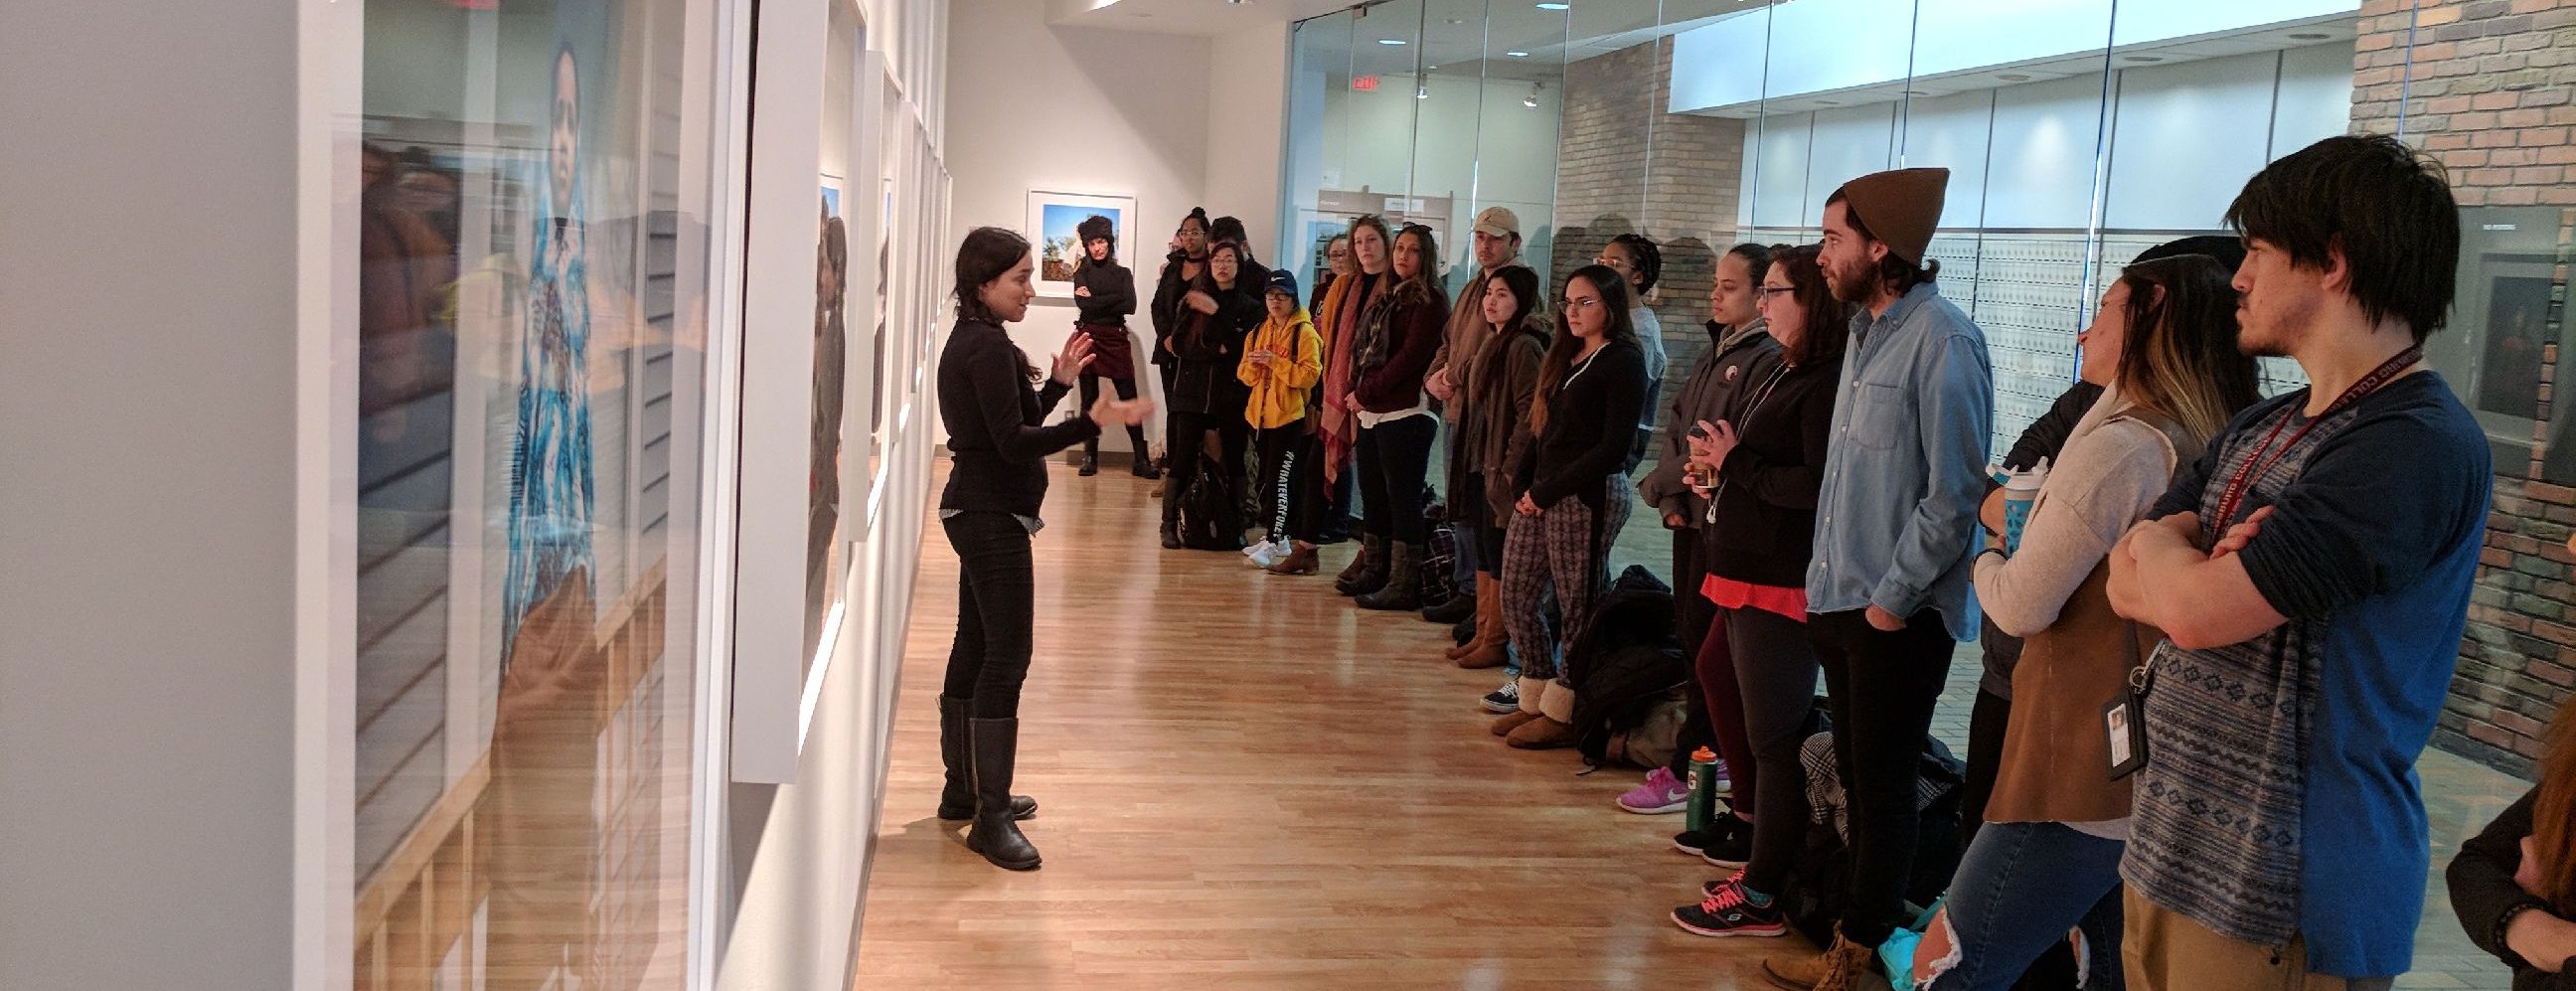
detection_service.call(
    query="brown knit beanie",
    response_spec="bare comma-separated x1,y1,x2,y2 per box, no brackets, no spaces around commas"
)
1833,167,1949,266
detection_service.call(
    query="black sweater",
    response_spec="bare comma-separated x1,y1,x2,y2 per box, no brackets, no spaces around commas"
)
1700,354,1840,588
1166,280,1263,415
1072,261,1135,326
937,318,1099,517
2449,789,2576,990
1514,340,1648,510
1149,251,1203,370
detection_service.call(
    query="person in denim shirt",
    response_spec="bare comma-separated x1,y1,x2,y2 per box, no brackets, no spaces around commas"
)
1764,167,1994,991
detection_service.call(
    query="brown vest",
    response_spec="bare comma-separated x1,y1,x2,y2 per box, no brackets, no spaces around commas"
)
1984,411,2201,826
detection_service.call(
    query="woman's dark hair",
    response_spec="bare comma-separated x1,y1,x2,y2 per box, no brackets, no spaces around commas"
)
1074,214,1116,269
1183,240,1247,349
1209,216,1257,266
2535,699,2576,915
1179,207,1209,236
1724,242,1776,286
1767,245,1853,369
1607,233,1664,296
1825,190,1942,295
1531,264,1638,434
2113,254,2263,442
1390,224,1446,308
2223,133,2458,342
818,211,849,310
1483,264,1543,334
954,226,1030,324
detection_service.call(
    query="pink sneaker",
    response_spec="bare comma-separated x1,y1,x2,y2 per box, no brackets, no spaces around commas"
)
1617,766,1691,814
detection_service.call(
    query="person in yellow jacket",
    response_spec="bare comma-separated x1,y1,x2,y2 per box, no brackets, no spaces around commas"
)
1239,269,1327,573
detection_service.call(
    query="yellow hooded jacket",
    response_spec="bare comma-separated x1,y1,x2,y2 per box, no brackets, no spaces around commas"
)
1237,304,1324,429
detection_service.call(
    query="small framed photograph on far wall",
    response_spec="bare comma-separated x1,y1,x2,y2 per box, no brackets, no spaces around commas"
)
1027,189,1134,297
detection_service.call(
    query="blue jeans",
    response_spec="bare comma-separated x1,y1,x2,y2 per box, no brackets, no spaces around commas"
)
1926,821,2125,991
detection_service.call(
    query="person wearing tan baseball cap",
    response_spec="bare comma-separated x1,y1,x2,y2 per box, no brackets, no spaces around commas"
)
1420,205,1528,636
1763,166,1997,991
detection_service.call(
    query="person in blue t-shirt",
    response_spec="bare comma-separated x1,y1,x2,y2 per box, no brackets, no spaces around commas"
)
2106,134,2489,991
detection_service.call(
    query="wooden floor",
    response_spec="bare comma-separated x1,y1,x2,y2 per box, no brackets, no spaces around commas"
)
851,461,1822,989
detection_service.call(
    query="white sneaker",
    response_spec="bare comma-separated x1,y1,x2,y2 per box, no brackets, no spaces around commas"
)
1247,542,1285,569
1241,539,1275,560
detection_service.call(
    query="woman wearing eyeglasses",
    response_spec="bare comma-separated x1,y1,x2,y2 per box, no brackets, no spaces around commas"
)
1667,245,1852,931
1488,264,1650,748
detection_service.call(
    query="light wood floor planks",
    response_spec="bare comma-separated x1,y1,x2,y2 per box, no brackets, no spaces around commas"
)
853,461,1820,989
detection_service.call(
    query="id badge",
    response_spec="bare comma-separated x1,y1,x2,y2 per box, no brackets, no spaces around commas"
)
2105,659,2155,780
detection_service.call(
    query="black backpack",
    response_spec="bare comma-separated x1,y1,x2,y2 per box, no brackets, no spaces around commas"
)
1178,452,1243,551
1779,724,1969,947
1566,567,1690,765
1418,502,1460,607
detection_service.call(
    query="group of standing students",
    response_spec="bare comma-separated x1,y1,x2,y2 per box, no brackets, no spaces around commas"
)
927,136,2572,991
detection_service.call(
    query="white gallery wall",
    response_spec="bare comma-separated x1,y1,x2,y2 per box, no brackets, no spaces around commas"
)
943,0,1290,455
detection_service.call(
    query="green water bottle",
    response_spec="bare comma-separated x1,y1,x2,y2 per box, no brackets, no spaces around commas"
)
1686,746,1720,834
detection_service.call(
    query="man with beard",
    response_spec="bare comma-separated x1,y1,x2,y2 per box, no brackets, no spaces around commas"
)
1762,166,1993,991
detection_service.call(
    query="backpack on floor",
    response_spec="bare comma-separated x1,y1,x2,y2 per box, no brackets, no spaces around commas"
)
1178,452,1244,552
1418,502,1459,607
1566,567,1690,767
1780,721,1969,948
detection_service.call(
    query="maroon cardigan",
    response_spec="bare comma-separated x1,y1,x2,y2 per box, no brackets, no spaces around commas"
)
1352,290,1450,414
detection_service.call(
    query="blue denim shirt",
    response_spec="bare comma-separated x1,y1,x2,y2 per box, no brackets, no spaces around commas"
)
1804,283,1993,640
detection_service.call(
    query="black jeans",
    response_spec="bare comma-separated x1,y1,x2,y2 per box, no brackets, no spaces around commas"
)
941,511,1037,719
1255,425,1321,544
1077,373,1151,461
1959,687,2012,854
1356,413,1436,544
1808,607,1957,947
1669,529,1716,779
1162,411,1247,528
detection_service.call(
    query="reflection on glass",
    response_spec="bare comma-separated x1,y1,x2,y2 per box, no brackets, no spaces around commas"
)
352,0,713,985
811,205,850,671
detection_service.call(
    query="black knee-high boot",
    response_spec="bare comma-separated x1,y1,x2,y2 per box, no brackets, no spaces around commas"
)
939,697,1036,822
966,717,1043,870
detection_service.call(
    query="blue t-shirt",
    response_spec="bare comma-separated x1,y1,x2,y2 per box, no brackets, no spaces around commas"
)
2124,371,2489,978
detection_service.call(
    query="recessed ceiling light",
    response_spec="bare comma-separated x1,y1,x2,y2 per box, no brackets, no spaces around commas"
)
1507,51,1530,58
1415,86,1430,98
2123,55,2166,64
1997,73,2032,82
1378,38,1406,45
2288,31,2331,41
1447,18,1465,25
1536,2,1570,9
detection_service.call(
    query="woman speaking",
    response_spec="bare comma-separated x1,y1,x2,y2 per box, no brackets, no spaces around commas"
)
934,227,1153,870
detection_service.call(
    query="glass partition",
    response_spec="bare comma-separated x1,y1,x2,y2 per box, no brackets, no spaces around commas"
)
350,0,725,984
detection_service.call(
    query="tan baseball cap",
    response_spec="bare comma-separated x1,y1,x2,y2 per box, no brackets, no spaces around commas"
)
1473,206,1522,239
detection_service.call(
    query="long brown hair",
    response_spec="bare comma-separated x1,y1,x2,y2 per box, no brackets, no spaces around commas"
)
1389,224,1446,309
1530,265,1637,434
2111,254,2262,442
2535,707,2576,914
1767,245,1853,369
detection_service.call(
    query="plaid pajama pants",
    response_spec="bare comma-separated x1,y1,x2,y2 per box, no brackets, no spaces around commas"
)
1500,476,1632,683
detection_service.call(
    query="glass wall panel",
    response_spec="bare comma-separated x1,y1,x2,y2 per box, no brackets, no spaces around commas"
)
350,0,723,984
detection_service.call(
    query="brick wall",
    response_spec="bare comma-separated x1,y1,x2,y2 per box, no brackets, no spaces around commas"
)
1552,36,1748,442
2352,0,2576,775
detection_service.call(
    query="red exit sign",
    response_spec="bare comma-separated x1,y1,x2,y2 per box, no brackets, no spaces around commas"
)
1352,75,1379,91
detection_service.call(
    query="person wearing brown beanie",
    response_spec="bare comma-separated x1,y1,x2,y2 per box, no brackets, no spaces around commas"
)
1761,166,1996,991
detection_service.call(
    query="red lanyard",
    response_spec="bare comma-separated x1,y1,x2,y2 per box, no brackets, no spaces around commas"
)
2211,345,2422,529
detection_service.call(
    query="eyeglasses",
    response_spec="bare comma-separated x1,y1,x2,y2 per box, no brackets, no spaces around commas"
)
1756,286,1795,297
1559,298,1604,312
1591,255,1632,269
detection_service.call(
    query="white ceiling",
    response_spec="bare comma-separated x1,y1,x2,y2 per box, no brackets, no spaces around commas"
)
1046,0,1361,37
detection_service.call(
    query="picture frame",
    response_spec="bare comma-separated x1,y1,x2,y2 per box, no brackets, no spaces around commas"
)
1026,189,1135,297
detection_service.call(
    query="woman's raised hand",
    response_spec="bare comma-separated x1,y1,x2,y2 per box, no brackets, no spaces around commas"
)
1051,332,1095,386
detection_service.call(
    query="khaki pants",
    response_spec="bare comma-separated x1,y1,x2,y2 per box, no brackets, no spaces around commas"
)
2122,890,2395,991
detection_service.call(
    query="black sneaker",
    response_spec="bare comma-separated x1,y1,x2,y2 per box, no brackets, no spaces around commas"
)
1672,874,1788,938
1701,815,1753,869
1481,680,1520,715
1672,828,1713,857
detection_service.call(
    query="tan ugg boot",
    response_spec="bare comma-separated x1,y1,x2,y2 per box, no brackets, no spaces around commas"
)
1507,678,1578,749
1763,926,1873,991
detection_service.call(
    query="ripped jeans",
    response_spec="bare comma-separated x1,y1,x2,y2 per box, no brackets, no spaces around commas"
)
1924,821,2126,991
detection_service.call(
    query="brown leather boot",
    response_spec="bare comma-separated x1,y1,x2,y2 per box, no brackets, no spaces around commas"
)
1265,541,1320,576
1762,926,1872,991
1454,574,1510,668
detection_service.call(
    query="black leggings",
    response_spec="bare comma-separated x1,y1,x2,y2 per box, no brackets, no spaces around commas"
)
941,511,1036,719
1162,411,1248,527
1809,607,1957,946
1077,373,1151,459
1256,425,1321,544
1356,414,1437,544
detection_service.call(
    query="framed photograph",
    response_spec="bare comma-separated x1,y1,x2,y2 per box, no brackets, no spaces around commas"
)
1027,190,1134,297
